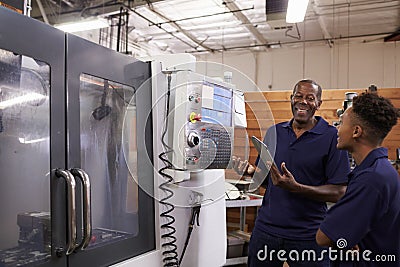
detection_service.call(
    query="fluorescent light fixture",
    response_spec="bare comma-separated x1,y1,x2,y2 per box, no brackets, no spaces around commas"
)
54,18,108,33
286,0,310,23
0,92,48,109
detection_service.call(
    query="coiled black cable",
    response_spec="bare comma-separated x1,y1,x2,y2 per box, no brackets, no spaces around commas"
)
158,73,179,267
159,155,179,266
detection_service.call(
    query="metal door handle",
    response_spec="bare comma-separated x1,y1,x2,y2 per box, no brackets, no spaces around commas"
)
55,169,77,255
70,168,92,250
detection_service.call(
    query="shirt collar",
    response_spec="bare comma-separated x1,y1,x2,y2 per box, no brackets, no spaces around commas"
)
354,147,388,171
282,116,328,135
348,147,388,180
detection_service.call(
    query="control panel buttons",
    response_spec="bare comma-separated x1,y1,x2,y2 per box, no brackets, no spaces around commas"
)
189,93,201,102
189,112,202,123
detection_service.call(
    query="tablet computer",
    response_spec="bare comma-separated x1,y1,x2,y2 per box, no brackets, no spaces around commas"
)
251,136,276,167
248,136,276,192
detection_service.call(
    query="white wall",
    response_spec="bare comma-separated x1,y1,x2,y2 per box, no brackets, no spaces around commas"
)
196,40,400,92
196,52,259,91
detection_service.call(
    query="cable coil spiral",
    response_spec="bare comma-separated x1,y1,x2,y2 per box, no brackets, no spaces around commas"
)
158,73,179,267
159,153,179,267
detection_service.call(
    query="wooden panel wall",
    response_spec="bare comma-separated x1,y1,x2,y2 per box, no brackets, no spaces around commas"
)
243,88,400,166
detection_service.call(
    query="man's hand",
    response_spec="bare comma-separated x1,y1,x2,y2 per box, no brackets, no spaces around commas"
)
269,162,300,191
269,162,347,202
232,156,255,176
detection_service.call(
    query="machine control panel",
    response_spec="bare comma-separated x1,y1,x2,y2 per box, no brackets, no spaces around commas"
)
184,122,232,169
167,71,235,172
177,77,233,171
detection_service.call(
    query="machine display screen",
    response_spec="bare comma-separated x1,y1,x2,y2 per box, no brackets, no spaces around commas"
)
201,82,233,127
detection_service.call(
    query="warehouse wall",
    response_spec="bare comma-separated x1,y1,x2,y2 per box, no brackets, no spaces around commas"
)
196,40,400,92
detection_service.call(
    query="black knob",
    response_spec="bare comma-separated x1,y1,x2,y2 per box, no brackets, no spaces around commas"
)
187,132,200,147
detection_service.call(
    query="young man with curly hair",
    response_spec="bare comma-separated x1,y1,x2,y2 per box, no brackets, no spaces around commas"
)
313,92,400,266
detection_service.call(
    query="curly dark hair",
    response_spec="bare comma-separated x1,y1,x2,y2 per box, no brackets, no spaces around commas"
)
352,92,399,142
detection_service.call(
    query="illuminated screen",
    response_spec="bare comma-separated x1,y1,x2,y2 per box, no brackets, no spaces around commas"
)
201,82,233,127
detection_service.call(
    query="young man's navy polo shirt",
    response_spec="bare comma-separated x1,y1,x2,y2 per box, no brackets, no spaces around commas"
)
320,147,400,266
255,116,350,240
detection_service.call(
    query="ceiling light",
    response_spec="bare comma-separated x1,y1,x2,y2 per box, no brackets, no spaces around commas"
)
286,0,309,23
54,18,108,33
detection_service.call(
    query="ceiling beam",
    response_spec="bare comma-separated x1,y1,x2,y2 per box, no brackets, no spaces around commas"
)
145,5,215,52
31,0,167,22
318,16,332,39
223,0,268,50
313,0,332,40
35,0,49,24
61,0,75,8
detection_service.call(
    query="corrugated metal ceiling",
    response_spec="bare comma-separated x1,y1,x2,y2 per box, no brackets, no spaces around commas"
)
31,0,400,55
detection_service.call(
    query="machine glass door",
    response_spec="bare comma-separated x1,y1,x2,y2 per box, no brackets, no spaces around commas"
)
0,49,51,266
66,33,155,266
79,73,139,246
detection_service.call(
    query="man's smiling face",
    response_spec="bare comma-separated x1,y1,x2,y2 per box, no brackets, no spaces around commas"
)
291,82,322,125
